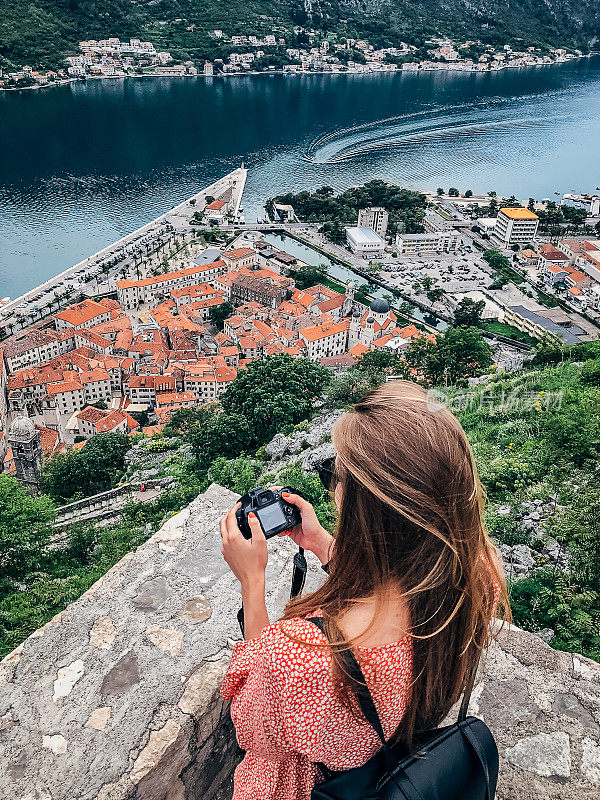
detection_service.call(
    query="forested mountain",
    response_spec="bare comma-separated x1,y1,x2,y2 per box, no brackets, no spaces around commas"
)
1,0,599,70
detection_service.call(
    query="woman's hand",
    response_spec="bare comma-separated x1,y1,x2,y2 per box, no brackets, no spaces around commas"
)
220,503,268,589
221,503,270,640
280,491,335,566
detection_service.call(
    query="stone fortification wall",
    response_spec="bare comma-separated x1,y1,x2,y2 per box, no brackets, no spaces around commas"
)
53,477,173,530
1,483,600,800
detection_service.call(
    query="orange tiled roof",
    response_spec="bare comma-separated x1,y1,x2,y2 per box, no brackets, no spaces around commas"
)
117,261,225,289
499,207,538,220
143,424,165,436
156,391,196,406
94,410,128,433
76,406,106,423
348,343,369,357
299,318,350,343
55,299,110,327
46,378,83,394
223,247,254,259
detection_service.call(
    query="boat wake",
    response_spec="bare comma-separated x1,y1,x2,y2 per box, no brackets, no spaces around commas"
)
304,103,570,166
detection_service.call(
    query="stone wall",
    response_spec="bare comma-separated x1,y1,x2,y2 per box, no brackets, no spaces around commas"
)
1,483,599,800
53,477,172,529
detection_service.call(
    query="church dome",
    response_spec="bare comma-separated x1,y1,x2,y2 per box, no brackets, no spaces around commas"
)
9,415,35,440
352,309,361,317
366,316,375,324
370,298,390,314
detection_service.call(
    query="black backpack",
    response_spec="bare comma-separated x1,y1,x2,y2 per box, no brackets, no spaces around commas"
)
309,617,498,800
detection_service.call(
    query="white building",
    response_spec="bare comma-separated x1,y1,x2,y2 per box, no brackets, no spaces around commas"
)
562,194,600,217
345,227,386,258
116,260,226,310
476,218,497,236
589,285,600,311
299,319,350,360
54,299,112,331
357,207,389,237
395,230,461,254
491,208,539,248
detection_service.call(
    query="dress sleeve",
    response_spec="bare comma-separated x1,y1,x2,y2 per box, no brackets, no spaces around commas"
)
221,626,298,762
220,618,344,764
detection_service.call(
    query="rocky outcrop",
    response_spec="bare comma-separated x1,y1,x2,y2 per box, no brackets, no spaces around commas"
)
1,484,599,800
263,411,341,472
125,438,193,484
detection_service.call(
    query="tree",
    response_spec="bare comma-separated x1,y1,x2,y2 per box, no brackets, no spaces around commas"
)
221,355,331,446
319,220,345,244
581,359,600,387
355,348,402,382
448,187,459,197
290,263,328,289
208,301,235,331
437,188,444,196
405,327,492,385
453,297,485,327
528,197,536,212
185,407,253,470
464,190,473,198
426,287,444,304
0,475,55,585
209,455,264,495
483,249,513,288
324,370,382,409
40,433,131,503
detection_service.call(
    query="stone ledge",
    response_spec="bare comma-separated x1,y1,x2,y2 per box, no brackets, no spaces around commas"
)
0,484,325,800
1,484,599,799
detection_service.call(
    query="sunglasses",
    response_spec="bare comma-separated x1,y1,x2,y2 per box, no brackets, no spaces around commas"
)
317,456,336,492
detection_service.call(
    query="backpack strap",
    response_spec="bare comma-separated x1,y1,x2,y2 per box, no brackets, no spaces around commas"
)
308,617,391,760
458,649,482,722
309,617,482,738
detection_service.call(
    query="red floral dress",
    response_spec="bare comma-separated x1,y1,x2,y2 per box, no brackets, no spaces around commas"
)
221,614,413,800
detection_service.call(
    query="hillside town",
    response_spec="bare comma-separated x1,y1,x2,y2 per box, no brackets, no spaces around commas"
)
1,30,583,89
1,166,599,496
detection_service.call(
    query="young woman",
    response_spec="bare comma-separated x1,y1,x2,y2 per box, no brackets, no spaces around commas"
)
220,380,508,800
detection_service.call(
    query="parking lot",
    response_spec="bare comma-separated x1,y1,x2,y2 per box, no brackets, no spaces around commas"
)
379,249,495,296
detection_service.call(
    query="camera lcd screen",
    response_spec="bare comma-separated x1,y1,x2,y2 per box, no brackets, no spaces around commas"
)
255,503,288,532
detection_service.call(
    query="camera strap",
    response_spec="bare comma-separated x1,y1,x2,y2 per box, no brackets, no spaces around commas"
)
237,545,307,636
290,547,307,599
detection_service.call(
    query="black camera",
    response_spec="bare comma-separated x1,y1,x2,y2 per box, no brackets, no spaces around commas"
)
236,486,303,539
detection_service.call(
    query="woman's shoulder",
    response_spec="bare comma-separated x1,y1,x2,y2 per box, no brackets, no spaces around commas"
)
261,613,327,647
258,614,330,673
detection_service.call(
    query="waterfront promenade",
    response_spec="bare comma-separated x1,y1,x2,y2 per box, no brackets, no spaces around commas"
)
0,167,247,333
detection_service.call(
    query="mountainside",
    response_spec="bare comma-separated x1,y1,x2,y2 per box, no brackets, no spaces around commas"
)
1,0,599,70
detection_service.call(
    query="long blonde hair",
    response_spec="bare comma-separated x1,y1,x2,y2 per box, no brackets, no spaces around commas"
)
283,380,509,745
